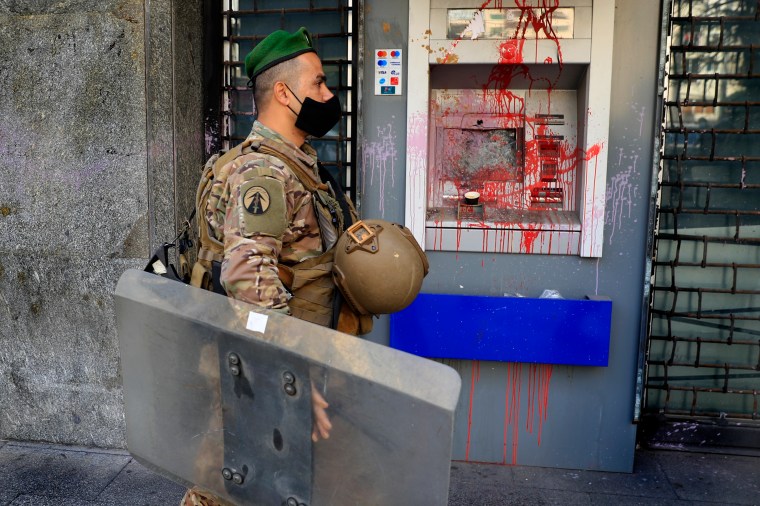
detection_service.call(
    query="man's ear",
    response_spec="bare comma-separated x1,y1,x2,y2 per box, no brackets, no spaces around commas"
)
273,81,290,107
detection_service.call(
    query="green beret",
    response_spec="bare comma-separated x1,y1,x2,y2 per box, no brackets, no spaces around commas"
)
245,27,315,81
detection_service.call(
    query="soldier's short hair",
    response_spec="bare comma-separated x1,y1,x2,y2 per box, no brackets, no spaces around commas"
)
253,58,304,114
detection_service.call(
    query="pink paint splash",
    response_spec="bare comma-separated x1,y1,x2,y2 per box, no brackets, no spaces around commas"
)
605,150,639,245
362,124,397,218
407,111,429,228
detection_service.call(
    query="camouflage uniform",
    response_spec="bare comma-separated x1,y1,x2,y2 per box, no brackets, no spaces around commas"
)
209,120,329,311
180,120,334,506
181,487,236,506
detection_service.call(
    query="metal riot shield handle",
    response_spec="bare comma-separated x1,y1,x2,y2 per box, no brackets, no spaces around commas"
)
115,270,462,506
217,334,313,506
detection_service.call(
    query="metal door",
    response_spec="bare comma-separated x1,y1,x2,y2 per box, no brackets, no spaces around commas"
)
217,0,359,199
643,0,760,450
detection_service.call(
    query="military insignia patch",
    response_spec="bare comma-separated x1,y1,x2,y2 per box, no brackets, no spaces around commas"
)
238,176,287,238
243,186,271,215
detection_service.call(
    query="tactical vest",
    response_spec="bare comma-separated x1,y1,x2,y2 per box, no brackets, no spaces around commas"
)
190,136,350,329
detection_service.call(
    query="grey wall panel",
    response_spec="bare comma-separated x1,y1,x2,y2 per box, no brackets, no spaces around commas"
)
0,0,206,448
360,0,411,345
172,0,205,259
0,1,147,447
361,0,660,471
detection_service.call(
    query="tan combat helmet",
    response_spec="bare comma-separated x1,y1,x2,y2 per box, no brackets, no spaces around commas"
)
333,219,429,316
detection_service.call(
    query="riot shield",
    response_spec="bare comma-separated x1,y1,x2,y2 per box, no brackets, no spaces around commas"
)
115,270,461,506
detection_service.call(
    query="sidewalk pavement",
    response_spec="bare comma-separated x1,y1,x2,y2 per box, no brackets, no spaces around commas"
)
0,439,758,505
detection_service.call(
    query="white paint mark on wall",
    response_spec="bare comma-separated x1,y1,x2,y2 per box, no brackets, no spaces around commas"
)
605,151,640,245
362,123,397,217
633,103,647,137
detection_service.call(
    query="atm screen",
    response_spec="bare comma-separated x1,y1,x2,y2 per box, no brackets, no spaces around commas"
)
441,128,521,185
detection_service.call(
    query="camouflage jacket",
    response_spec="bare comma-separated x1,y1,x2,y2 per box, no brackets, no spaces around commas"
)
207,121,326,310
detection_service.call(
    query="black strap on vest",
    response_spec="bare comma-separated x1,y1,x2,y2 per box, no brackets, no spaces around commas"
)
316,162,356,331
317,161,354,229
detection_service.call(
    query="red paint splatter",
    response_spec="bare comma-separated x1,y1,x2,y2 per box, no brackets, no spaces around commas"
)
504,363,553,464
585,143,603,160
499,39,524,64
519,223,541,253
589,151,600,252
501,362,522,464
429,2,602,255
463,361,554,467
476,0,504,11
465,360,481,461
455,222,463,260
433,219,443,250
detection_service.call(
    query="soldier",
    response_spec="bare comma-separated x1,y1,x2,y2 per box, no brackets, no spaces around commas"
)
182,27,353,506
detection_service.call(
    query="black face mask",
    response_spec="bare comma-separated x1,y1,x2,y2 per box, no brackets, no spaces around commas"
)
285,84,342,138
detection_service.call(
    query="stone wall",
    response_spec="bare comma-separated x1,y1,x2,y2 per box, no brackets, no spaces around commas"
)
0,0,205,447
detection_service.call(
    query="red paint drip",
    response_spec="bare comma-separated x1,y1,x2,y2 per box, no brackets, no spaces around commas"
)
510,363,521,464
497,363,555,465
538,364,553,445
583,143,603,252
585,143,603,160
465,360,481,461
519,223,540,253
455,222,463,261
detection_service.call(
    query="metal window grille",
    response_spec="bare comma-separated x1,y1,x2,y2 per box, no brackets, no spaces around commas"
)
220,0,358,199
644,0,760,425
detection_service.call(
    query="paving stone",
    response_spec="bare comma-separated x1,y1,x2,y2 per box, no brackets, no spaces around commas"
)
655,451,760,505
0,490,19,506
450,461,515,487
590,493,697,505
46,444,129,457
449,462,594,505
1,442,757,506
9,496,102,506
449,484,592,506
98,459,186,506
507,450,678,500
0,444,129,500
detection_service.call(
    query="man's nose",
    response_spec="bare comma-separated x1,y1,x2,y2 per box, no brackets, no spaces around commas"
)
322,84,334,101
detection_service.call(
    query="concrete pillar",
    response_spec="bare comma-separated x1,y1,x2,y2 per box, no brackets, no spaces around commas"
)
0,0,205,448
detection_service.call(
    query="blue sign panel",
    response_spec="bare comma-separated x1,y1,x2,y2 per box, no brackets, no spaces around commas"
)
390,293,613,366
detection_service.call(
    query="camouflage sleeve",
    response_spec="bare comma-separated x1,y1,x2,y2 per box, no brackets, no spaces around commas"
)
220,163,291,310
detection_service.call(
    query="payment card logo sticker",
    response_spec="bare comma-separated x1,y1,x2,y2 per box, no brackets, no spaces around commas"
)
375,49,402,96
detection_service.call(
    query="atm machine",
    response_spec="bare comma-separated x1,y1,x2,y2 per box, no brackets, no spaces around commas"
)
405,0,614,257
392,0,624,471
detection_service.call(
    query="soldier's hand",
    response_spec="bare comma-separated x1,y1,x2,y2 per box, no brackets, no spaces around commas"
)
311,384,332,442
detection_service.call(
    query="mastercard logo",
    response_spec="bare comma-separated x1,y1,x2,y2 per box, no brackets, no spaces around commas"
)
377,50,387,57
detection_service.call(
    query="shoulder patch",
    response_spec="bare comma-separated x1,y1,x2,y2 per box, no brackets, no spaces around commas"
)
243,185,271,215
237,177,288,238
